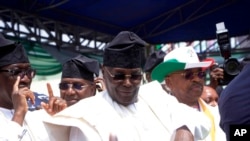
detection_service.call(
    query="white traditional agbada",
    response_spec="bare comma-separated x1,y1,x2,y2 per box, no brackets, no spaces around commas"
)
43,81,210,141
0,108,49,141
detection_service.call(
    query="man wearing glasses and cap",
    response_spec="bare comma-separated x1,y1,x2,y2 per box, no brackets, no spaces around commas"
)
43,31,211,141
151,47,226,141
41,54,102,115
0,34,49,140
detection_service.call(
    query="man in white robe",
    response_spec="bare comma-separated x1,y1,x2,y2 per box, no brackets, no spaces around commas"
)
151,47,226,141
0,33,49,141
43,31,211,141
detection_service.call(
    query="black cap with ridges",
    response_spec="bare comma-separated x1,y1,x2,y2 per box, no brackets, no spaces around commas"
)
0,33,29,68
103,31,147,68
143,50,166,72
62,55,99,82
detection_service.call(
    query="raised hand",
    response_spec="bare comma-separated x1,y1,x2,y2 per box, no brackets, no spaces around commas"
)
210,67,224,81
94,77,106,92
41,83,67,115
209,66,224,89
12,76,35,126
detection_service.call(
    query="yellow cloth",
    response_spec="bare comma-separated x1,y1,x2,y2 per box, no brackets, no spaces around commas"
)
199,99,215,141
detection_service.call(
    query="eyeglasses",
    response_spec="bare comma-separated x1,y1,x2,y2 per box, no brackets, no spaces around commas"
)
104,67,142,82
59,83,90,90
0,68,36,79
171,71,206,80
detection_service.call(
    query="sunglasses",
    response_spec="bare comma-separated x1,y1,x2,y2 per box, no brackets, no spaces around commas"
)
0,68,36,79
59,83,90,90
172,71,206,80
104,67,142,82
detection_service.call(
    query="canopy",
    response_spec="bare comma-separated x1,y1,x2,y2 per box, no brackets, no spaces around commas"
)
0,0,249,44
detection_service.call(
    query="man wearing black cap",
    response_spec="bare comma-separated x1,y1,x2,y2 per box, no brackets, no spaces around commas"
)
143,49,166,82
0,34,49,140
41,54,101,115
43,31,211,141
143,50,170,92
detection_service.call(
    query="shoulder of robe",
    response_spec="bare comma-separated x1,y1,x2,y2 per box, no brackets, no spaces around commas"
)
45,92,120,126
139,81,178,104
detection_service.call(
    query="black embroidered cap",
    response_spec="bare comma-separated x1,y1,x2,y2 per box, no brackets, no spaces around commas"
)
62,55,99,81
0,34,29,68
143,50,166,72
103,31,147,68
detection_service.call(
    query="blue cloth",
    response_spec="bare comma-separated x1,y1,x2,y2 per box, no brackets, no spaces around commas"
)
219,63,250,140
28,92,49,111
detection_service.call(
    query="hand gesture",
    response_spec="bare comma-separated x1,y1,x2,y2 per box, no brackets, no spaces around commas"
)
12,76,35,125
41,83,67,115
94,77,106,92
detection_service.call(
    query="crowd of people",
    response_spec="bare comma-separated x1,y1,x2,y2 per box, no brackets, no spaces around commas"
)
0,30,249,141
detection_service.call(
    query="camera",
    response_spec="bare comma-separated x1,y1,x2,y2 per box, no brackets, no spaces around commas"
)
216,22,240,85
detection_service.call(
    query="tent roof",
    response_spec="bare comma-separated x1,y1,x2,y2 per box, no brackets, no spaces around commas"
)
0,0,250,44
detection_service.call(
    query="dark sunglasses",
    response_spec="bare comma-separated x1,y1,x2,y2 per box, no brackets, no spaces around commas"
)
0,68,36,79
59,83,90,90
104,67,142,81
172,71,206,80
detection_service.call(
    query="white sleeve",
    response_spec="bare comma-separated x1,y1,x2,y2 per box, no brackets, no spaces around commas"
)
69,124,103,141
139,81,211,140
43,115,103,141
0,112,27,141
166,96,211,140
70,127,89,141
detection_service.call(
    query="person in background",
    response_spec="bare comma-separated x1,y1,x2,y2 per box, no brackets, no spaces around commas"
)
95,62,107,92
202,58,224,96
239,54,250,70
0,33,49,140
219,62,250,141
201,85,219,107
209,67,224,96
208,55,250,96
143,50,170,92
43,31,211,141
95,76,106,92
151,47,226,141
143,49,166,83
41,54,101,115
